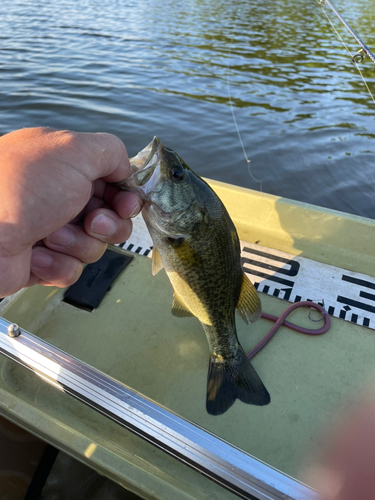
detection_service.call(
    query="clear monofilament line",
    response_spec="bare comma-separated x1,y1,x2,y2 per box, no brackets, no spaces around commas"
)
226,52,263,192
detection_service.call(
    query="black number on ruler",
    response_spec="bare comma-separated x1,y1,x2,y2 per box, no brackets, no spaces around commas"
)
337,275,375,314
241,247,300,287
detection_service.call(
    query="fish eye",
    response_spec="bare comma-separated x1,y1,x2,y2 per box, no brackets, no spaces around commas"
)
168,165,185,182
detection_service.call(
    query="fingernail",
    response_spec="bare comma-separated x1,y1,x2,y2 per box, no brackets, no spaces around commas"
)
90,214,117,236
31,249,53,269
46,226,75,248
129,202,141,218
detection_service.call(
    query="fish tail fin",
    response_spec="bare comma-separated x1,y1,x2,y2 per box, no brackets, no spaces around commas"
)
206,348,270,416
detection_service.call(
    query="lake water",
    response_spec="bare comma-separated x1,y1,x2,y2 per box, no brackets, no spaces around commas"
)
1,0,375,217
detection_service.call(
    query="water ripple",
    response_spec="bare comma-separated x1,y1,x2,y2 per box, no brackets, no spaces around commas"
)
0,0,374,216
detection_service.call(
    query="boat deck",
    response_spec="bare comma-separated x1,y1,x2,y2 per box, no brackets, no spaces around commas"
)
1,180,374,500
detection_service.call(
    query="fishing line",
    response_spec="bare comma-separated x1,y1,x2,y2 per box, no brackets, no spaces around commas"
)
316,0,375,106
226,51,263,192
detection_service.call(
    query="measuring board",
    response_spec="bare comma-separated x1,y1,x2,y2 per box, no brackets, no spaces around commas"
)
117,215,375,331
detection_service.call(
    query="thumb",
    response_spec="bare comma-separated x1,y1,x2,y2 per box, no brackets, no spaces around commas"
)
63,131,134,183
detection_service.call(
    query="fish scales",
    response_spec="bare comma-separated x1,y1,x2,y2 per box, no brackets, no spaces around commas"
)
118,137,270,415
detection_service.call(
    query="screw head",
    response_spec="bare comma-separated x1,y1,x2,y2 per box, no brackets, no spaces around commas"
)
7,323,21,338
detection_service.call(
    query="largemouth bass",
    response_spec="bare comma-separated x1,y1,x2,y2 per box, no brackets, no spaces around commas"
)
118,137,270,415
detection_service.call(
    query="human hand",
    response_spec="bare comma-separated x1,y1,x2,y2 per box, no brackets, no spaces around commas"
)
0,127,142,298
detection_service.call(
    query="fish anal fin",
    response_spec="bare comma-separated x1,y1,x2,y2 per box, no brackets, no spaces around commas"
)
151,246,163,276
237,273,261,324
171,293,194,318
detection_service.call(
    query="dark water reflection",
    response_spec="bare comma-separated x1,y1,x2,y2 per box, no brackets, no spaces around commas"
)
1,0,375,217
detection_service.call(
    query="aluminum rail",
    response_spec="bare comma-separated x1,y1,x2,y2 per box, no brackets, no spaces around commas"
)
0,317,321,500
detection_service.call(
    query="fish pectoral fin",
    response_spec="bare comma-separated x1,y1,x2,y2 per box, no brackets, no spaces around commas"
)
171,239,201,268
151,246,164,276
171,293,194,318
236,273,262,324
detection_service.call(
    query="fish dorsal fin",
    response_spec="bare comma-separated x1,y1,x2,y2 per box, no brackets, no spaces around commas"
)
151,246,164,276
171,293,194,318
236,273,262,324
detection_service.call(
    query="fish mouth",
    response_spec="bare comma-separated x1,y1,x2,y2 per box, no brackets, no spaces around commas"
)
129,136,160,175
116,136,163,198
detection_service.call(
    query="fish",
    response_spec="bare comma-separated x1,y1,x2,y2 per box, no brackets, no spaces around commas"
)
118,137,270,415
